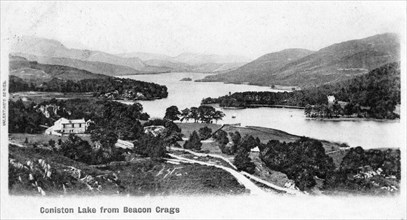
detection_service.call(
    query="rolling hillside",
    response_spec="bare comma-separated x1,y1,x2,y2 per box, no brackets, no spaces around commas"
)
11,53,142,76
9,55,109,85
200,33,400,88
200,49,314,82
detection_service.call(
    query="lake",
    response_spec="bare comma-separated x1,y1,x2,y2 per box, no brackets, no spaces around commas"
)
122,72,403,149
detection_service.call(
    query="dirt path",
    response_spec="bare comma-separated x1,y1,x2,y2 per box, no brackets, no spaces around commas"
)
167,153,266,195
170,147,302,195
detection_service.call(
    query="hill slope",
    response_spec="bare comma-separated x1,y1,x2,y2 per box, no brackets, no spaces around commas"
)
201,33,400,88
11,53,143,76
203,62,400,119
9,55,109,84
10,36,169,74
200,48,314,83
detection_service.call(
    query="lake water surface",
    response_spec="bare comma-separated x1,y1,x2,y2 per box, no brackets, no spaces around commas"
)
123,72,404,149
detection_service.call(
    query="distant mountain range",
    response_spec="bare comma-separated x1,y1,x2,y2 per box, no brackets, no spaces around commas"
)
200,33,400,88
117,51,250,65
10,36,248,75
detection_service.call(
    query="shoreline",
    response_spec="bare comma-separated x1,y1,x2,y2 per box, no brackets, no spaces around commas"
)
305,117,400,122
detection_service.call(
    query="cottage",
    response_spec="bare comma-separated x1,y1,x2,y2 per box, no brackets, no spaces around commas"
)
251,146,260,152
327,95,336,106
143,125,166,137
46,118,92,135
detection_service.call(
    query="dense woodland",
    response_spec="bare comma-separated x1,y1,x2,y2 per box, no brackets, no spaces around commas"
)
260,138,335,190
9,98,183,165
325,147,400,193
9,75,168,100
202,62,400,119
260,137,400,192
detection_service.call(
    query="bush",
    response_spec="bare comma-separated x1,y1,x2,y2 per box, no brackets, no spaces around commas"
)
198,126,212,140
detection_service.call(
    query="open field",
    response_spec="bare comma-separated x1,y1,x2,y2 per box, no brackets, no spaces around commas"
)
9,133,92,147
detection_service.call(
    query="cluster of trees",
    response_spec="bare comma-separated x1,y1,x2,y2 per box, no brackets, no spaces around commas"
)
260,137,335,191
10,98,186,164
232,135,259,174
325,147,400,192
164,105,225,123
202,90,325,108
8,99,53,133
9,75,168,101
9,98,152,141
304,102,373,119
202,62,400,119
50,118,181,165
60,133,127,165
212,130,258,174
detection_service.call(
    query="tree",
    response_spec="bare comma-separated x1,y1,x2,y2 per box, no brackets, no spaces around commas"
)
90,128,122,163
332,101,342,117
304,104,312,117
198,126,212,140
229,131,242,154
214,130,230,154
233,148,256,174
240,135,258,152
60,134,93,163
190,107,199,123
213,110,225,123
183,131,202,151
164,106,181,121
198,105,216,123
48,139,56,150
133,134,167,161
180,108,191,122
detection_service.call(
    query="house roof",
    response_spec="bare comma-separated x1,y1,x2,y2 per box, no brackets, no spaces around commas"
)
60,118,86,124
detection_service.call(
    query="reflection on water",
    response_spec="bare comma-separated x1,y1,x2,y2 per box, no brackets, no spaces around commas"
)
122,72,403,149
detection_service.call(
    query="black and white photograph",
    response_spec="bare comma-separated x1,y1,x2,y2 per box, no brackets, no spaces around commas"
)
0,1,406,219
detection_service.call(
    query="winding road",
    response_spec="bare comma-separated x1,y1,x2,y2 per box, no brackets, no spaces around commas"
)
167,153,266,195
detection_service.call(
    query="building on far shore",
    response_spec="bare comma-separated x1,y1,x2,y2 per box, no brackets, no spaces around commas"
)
45,118,92,136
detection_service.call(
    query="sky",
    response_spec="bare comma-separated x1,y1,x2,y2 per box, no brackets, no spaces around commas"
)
1,1,406,59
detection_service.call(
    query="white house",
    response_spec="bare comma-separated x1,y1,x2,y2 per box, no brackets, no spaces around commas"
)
327,95,336,104
46,118,92,135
